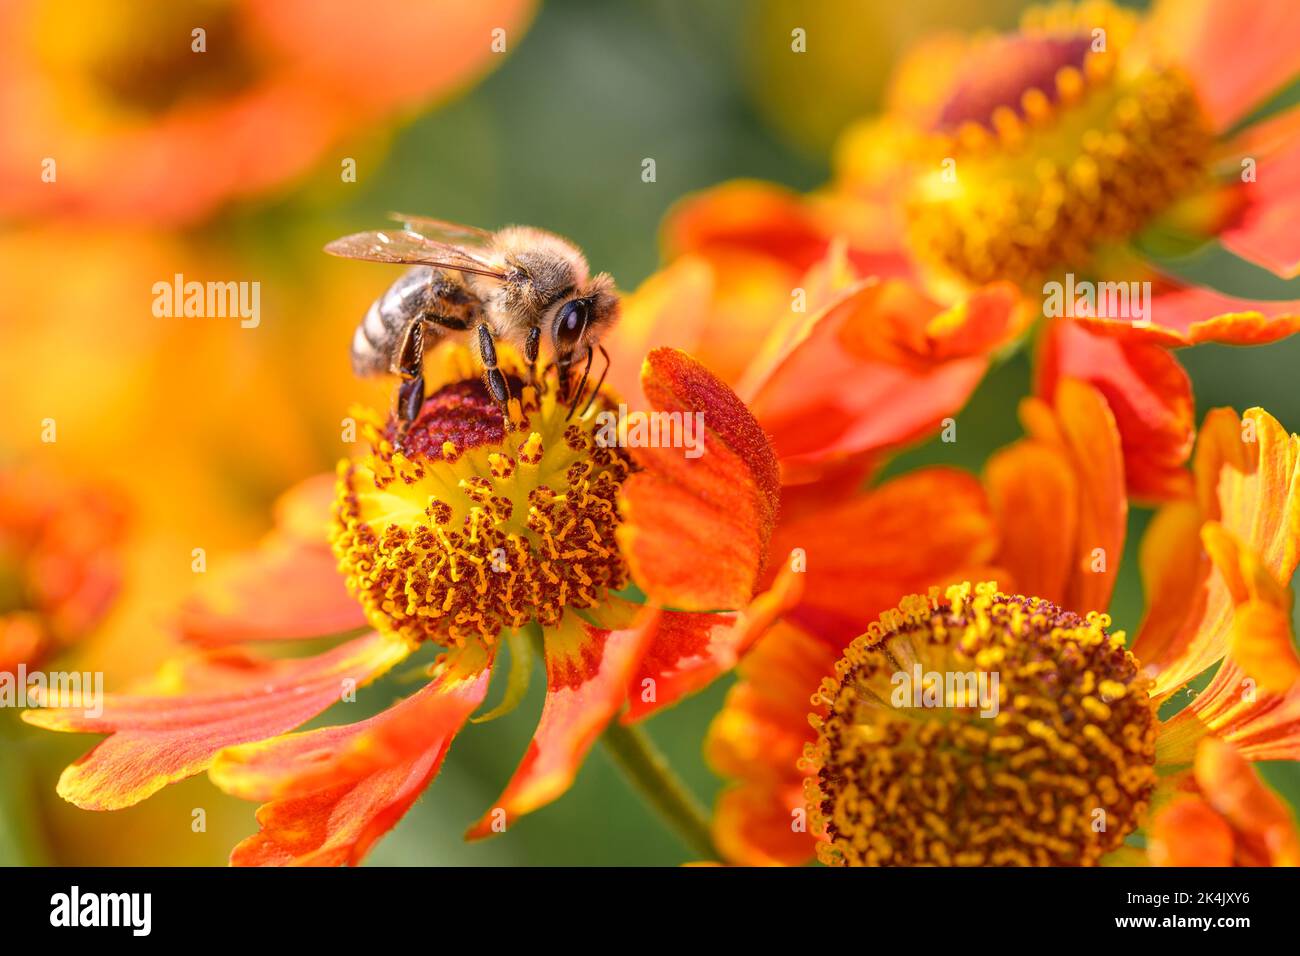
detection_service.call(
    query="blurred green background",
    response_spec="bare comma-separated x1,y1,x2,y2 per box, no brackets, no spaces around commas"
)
4,0,1298,865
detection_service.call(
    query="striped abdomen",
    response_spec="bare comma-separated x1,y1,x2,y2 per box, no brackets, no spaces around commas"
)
350,266,482,377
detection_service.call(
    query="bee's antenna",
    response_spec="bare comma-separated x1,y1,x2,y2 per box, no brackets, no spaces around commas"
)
565,346,595,421
579,345,611,419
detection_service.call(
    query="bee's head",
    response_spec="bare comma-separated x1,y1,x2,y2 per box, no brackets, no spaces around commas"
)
551,274,618,392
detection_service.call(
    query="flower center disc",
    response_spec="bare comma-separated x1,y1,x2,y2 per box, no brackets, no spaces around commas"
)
333,363,630,648
905,9,1213,287
807,584,1158,866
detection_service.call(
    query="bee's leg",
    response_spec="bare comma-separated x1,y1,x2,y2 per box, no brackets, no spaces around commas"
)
565,346,595,421
579,345,611,418
392,318,426,450
524,326,541,392
476,323,513,424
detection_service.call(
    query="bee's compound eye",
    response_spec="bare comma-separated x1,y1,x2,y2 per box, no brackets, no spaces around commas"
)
553,299,590,355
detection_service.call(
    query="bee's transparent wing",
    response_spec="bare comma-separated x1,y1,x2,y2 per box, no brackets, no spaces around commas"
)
388,213,492,245
324,230,507,280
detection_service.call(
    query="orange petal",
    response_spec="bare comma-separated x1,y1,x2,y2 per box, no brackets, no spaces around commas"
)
1219,133,1300,279
464,612,654,839
1194,736,1300,866
705,622,835,786
985,441,1078,607
176,539,365,645
229,748,443,867
618,348,781,612
1132,501,1213,691
212,644,492,801
175,473,366,644
764,467,998,645
221,645,492,867
604,256,716,404
1148,796,1236,866
1029,380,1128,615
622,563,803,723
662,180,834,272
1172,655,1300,761
713,782,814,867
1037,321,1194,502
22,633,409,810
746,279,1019,479
1202,522,1300,694
1076,284,1300,347
1149,0,1300,131
1142,408,1300,697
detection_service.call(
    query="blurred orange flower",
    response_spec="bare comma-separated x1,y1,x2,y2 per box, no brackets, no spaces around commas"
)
0,465,126,673
666,0,1300,505
0,0,536,224
707,395,1300,866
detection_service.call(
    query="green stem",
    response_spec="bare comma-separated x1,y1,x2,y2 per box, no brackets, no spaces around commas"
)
601,719,720,862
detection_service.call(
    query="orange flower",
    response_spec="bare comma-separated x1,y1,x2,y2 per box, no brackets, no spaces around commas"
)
707,385,1300,866
614,221,1024,485
0,0,535,224
0,465,127,673
666,0,1300,504
26,344,794,865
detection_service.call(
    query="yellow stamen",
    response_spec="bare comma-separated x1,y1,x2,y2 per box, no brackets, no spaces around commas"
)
804,583,1158,866
331,351,629,649
904,3,1213,287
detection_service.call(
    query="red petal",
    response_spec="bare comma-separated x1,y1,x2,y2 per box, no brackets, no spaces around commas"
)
222,645,493,866
464,613,654,838
1219,130,1300,279
1037,320,1194,502
618,348,780,611
623,563,803,722
22,633,409,810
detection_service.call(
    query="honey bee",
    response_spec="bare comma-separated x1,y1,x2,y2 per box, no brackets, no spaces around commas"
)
325,214,619,437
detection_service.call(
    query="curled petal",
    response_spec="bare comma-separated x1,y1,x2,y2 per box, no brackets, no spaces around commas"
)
1138,407,1300,697
1037,321,1193,502
219,645,492,867
465,613,654,839
1201,522,1300,694
22,633,409,810
618,348,781,612
745,279,1020,478
1078,286,1300,347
